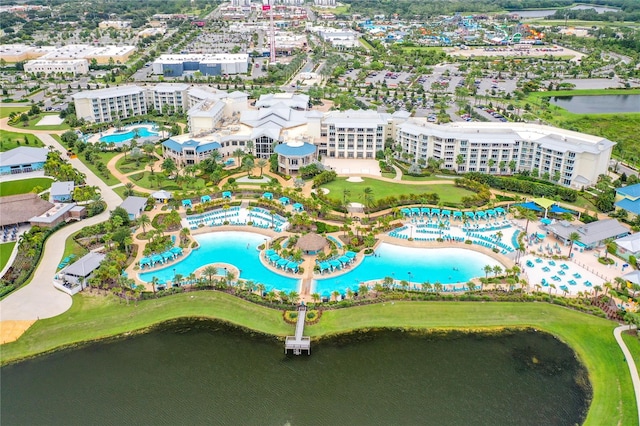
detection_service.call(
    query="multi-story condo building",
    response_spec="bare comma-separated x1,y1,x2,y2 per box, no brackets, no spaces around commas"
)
146,83,190,114
395,120,614,189
73,86,147,123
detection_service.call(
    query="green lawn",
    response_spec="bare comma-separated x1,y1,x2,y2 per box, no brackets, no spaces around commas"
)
130,171,205,192
0,177,52,196
0,242,16,271
321,177,475,205
0,130,44,152
0,106,29,119
622,332,640,377
12,114,70,131
71,151,120,187
112,185,142,200
401,174,456,182
0,294,636,425
62,230,90,265
115,154,153,175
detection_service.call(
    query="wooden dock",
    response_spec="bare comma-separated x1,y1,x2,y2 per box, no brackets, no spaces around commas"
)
284,305,310,355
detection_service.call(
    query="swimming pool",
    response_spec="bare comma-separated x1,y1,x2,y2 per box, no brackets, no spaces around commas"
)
138,231,300,292
99,127,158,144
313,244,503,295
139,231,504,295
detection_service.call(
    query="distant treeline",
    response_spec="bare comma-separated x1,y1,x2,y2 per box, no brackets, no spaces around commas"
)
342,0,639,21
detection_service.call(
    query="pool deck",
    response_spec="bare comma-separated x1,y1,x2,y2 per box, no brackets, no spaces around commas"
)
85,124,159,144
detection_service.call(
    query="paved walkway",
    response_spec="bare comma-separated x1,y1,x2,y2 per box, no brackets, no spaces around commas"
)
0,133,122,321
613,325,640,425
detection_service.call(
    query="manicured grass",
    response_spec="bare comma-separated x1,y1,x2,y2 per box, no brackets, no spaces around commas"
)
74,151,120,187
12,114,70,131
381,172,396,179
131,171,205,191
622,332,640,377
0,177,52,196
0,129,44,152
0,294,636,425
62,230,89,264
112,185,144,200
114,154,153,174
0,106,28,119
0,242,16,271
321,177,475,205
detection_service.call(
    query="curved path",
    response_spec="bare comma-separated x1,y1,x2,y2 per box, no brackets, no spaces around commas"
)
613,325,640,425
0,133,122,321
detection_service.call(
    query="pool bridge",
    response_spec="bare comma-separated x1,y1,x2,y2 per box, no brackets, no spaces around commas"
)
285,305,310,355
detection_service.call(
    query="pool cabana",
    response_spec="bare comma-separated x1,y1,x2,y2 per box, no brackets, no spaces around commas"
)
200,195,211,203
293,203,304,212
182,199,192,209
222,191,232,199
279,197,290,206
263,192,273,200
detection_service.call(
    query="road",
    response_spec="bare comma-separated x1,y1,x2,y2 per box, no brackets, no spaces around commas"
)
0,132,122,321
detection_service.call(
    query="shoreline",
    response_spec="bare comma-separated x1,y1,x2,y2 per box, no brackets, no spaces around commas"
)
0,293,635,425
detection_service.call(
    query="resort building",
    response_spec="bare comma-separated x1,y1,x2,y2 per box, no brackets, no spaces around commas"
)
255,93,309,110
615,183,640,218
119,196,148,220
30,203,85,228
546,219,629,250
73,86,148,123
615,233,640,258
56,252,106,294
0,147,48,176
319,110,396,159
0,193,53,229
274,140,317,175
147,83,190,114
151,54,249,77
50,181,75,203
162,134,222,167
314,28,359,48
24,59,89,76
395,120,615,189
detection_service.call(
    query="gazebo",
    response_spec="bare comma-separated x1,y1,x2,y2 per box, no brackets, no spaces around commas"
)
296,233,327,255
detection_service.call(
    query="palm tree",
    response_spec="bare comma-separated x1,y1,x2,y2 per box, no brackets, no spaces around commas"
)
256,159,268,177
593,285,603,299
233,148,245,166
331,290,341,301
342,188,351,217
602,237,616,259
483,264,493,279
518,208,538,234
124,182,135,197
567,231,581,259
289,290,299,305
363,187,374,218
492,265,502,278
187,272,196,289
311,292,320,304
150,276,159,294
202,265,218,285
138,214,151,234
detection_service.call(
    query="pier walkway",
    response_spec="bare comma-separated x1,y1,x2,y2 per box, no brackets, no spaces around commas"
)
285,305,310,355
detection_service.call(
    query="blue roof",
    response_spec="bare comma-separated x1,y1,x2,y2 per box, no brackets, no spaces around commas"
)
617,183,640,199
162,138,220,153
274,142,316,157
615,198,640,215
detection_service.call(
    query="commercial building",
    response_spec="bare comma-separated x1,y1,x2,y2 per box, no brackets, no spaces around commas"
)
395,120,614,189
0,44,136,65
314,28,359,48
546,219,629,250
119,196,148,220
99,20,131,29
24,59,89,76
73,86,147,123
50,181,75,203
151,54,249,77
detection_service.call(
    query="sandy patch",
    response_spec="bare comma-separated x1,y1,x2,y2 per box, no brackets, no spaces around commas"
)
36,115,64,126
0,320,36,344
311,188,330,195
346,176,364,182
349,202,364,208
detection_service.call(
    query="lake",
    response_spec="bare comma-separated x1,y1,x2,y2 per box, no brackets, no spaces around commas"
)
550,94,640,114
0,321,591,425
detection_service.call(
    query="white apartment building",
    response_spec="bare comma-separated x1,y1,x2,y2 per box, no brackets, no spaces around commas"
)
99,20,132,29
319,110,399,159
147,83,190,113
396,120,615,189
24,59,89,76
73,86,147,123
151,54,249,77
314,0,336,5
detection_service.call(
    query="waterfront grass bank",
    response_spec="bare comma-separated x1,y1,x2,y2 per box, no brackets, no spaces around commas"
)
0,292,636,425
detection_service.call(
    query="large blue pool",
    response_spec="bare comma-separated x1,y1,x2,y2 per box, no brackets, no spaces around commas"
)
99,127,158,144
313,244,502,295
138,232,300,292
139,231,503,294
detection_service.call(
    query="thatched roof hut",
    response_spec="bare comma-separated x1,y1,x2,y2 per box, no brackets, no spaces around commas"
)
0,193,53,227
296,233,327,254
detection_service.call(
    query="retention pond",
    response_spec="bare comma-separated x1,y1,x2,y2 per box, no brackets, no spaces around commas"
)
0,321,590,425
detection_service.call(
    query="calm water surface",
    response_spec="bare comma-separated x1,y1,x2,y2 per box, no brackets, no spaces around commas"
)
550,94,640,114
0,323,590,425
